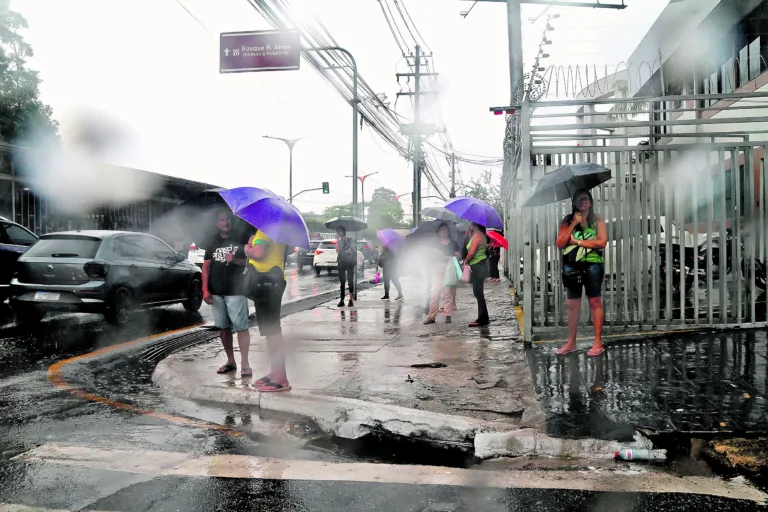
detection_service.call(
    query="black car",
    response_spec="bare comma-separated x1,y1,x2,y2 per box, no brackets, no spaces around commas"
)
10,231,203,325
297,241,321,272
0,217,39,301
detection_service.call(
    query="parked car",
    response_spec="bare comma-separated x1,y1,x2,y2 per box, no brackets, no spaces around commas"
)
0,217,38,301
10,231,203,325
357,240,378,264
187,242,206,267
297,241,321,273
312,239,365,276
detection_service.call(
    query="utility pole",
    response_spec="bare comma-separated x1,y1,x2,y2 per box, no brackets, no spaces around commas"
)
397,45,438,227
263,135,310,204
450,152,456,198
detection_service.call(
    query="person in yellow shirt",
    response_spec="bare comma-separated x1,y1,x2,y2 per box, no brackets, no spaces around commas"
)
243,230,290,392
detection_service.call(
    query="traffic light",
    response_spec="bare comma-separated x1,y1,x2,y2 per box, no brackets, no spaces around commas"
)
322,182,330,194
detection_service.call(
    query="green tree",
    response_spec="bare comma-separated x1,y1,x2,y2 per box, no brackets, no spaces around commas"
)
322,203,354,220
366,187,405,231
301,211,327,233
462,169,502,215
0,1,58,144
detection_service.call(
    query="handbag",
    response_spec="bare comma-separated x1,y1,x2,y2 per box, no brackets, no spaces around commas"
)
461,263,472,283
243,265,284,301
443,258,460,287
561,267,583,288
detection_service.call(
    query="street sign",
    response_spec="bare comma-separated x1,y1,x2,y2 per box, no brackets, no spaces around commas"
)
220,30,301,74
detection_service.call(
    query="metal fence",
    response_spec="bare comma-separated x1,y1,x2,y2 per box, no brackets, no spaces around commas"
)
508,92,768,341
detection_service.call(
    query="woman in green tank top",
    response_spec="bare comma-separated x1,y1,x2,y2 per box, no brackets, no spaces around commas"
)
465,222,490,326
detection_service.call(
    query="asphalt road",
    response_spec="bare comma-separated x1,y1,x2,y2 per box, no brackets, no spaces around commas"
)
0,266,763,511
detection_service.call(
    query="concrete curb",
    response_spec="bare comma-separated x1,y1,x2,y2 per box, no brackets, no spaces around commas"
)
153,356,502,445
153,356,659,460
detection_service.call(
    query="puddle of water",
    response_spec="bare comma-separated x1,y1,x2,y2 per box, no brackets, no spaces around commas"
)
529,330,768,439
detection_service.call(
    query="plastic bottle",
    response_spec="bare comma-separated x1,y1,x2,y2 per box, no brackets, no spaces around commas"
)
615,449,665,461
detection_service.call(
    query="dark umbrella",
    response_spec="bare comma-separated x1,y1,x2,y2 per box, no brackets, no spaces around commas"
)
407,220,462,246
325,216,367,232
444,196,503,230
522,163,612,207
420,206,462,223
176,188,255,247
218,187,311,249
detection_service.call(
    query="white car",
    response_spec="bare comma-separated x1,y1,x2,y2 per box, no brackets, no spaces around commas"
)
187,242,206,267
312,239,365,276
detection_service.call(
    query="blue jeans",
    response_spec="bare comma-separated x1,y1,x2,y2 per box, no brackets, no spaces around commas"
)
211,295,249,332
563,263,604,300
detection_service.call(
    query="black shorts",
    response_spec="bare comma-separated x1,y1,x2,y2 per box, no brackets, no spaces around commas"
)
253,280,286,336
563,263,604,300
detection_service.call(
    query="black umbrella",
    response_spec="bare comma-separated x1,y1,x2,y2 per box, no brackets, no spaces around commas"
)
176,189,255,248
419,206,462,223
325,216,367,232
523,163,612,207
407,220,463,246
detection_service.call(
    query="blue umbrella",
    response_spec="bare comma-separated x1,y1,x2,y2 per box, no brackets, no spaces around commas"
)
444,196,503,230
218,187,311,249
377,229,406,252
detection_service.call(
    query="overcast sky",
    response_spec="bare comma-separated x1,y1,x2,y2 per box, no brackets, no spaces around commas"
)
14,0,668,214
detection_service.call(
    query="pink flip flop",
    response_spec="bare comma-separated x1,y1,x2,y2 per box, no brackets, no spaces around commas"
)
557,347,578,356
587,347,606,358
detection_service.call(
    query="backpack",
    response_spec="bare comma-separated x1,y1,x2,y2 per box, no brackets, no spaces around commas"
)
339,237,356,266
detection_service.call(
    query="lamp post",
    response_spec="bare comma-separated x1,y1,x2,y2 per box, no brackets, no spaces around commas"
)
303,45,360,298
263,135,309,203
346,172,378,220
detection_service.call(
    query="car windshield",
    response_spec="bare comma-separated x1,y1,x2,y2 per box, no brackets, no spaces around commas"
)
309,242,320,250
318,242,336,250
24,237,101,258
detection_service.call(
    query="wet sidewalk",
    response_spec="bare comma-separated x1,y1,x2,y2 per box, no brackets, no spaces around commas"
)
153,278,546,431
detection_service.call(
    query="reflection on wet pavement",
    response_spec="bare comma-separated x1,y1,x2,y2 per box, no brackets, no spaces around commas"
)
529,330,768,440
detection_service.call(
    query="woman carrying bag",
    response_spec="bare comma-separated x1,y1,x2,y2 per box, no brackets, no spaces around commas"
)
463,222,490,327
425,223,462,324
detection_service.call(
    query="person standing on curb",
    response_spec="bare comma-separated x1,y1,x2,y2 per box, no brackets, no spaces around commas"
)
245,230,291,392
425,223,461,324
202,210,252,378
335,226,356,308
377,245,404,301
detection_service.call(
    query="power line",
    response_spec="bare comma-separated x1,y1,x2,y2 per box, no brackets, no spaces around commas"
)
174,0,213,35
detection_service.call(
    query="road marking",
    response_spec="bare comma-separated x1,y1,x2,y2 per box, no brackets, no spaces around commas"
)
47,325,241,436
13,444,767,503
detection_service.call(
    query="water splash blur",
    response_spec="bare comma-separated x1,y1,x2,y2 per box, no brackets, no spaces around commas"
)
16,109,160,214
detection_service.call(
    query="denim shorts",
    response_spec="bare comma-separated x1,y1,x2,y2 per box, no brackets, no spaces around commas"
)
562,263,604,300
211,295,250,332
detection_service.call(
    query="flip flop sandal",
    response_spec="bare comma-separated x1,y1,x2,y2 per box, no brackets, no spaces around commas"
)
217,364,237,374
241,368,253,377
587,348,606,358
258,382,292,393
253,376,272,386
557,347,578,356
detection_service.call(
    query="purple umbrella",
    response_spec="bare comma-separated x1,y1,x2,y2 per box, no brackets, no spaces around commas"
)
218,187,311,249
377,229,405,252
444,196,503,230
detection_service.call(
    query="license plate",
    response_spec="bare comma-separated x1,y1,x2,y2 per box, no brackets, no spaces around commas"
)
34,292,60,301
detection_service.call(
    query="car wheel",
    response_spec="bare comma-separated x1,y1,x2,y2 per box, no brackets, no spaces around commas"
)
106,287,133,325
315,267,321,277
12,304,45,325
184,280,203,312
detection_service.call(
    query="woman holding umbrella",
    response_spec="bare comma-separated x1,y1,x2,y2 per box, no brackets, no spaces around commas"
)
424,223,461,324
465,222,490,327
554,189,607,357
335,226,357,308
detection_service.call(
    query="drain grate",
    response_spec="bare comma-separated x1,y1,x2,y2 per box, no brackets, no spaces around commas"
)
139,328,221,363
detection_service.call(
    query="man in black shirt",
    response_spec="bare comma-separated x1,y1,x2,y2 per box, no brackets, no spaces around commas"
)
203,210,252,377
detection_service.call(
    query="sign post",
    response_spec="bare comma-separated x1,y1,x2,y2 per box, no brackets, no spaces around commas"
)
219,29,300,73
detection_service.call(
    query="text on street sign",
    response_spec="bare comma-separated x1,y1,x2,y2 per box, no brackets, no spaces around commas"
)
220,30,300,73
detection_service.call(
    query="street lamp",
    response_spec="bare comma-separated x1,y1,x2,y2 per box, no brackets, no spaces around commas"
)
392,191,412,201
263,135,310,203
345,171,378,220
